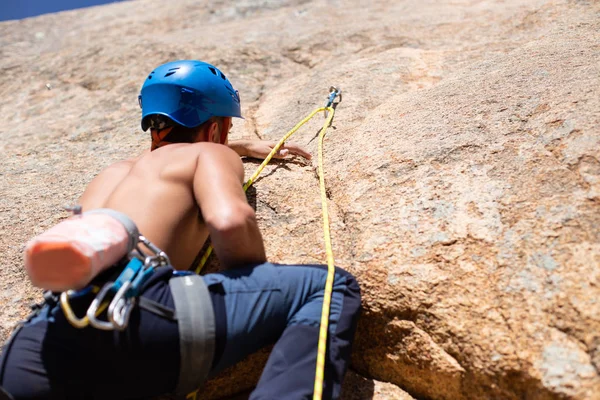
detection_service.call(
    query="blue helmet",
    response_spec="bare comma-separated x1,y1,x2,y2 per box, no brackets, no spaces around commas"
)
138,60,242,131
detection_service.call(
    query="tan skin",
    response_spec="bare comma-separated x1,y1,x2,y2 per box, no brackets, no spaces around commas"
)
229,138,312,160
79,118,310,270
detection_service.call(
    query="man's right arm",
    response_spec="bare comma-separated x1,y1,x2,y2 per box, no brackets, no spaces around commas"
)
192,143,267,269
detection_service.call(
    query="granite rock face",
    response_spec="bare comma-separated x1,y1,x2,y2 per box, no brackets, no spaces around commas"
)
0,0,599,398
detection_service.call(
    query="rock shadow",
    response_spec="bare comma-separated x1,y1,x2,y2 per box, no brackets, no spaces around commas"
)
339,369,376,400
214,368,376,400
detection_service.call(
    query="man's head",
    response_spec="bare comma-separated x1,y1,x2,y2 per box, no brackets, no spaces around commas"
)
138,60,241,150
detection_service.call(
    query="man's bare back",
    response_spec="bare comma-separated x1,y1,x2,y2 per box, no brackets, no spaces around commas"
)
79,142,266,270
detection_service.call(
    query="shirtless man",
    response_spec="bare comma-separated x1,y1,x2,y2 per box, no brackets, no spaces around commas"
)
0,60,361,400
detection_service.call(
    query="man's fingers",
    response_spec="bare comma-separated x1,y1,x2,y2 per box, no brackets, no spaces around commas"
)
268,148,288,159
262,141,312,160
280,143,312,160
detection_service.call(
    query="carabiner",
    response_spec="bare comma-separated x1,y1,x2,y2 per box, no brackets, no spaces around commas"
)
61,237,167,331
139,235,171,267
324,86,342,118
110,297,136,331
59,286,99,329
87,282,117,331
108,281,133,330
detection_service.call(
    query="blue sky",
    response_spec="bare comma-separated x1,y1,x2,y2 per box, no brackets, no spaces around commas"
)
0,0,127,22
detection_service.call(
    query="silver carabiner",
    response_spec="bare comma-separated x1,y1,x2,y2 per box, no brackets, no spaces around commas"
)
85,236,168,332
107,281,133,330
138,235,171,267
87,282,116,331
111,297,136,331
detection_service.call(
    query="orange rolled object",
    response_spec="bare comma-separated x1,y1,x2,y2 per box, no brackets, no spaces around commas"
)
24,209,139,292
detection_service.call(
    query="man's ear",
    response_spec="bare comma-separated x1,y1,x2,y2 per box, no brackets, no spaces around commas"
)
219,117,232,145
207,120,221,144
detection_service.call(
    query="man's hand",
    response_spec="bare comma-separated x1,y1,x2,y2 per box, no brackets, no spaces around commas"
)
229,140,312,160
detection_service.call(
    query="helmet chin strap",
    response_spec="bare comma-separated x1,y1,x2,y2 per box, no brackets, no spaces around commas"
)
150,127,174,151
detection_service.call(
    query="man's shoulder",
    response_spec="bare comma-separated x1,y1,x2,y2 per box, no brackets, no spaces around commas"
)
141,143,244,183
104,157,137,172
135,144,242,178
150,143,240,161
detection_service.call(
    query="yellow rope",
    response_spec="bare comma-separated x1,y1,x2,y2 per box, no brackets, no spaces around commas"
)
313,107,335,400
192,106,337,400
313,109,335,400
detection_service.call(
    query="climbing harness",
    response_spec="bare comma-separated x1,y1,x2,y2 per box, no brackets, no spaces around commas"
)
191,87,342,400
60,234,170,331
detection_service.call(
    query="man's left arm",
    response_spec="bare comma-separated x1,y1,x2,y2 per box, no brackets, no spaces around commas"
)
228,140,312,160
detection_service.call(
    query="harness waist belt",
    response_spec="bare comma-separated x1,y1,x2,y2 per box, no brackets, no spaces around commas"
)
169,274,215,397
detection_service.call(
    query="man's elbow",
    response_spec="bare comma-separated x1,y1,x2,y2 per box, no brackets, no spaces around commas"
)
205,203,258,237
205,202,267,268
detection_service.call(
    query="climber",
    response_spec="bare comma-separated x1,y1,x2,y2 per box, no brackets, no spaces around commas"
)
0,60,361,400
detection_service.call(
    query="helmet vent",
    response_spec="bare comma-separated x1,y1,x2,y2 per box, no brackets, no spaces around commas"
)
208,67,218,76
164,67,180,78
220,72,227,80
